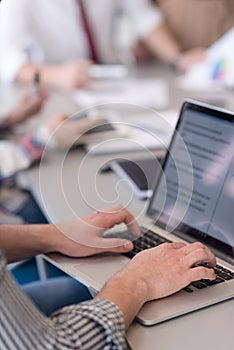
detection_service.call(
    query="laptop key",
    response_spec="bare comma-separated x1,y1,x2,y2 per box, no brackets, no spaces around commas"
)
204,277,225,286
216,272,233,280
122,228,172,259
183,286,194,293
124,251,137,259
191,281,207,289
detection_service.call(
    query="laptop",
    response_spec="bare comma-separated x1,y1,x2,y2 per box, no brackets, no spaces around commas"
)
70,99,234,326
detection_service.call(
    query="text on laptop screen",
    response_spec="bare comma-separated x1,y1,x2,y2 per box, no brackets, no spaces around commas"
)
148,103,234,256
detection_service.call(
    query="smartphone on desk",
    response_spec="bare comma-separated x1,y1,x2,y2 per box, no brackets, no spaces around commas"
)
110,157,163,200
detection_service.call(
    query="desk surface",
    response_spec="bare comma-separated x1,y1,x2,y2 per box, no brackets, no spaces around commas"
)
21,64,234,350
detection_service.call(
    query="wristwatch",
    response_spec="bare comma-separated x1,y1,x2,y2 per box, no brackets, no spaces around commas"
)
169,54,182,72
0,115,9,129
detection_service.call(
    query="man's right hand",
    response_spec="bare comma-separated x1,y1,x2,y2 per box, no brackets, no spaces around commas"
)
98,241,216,329
127,241,216,302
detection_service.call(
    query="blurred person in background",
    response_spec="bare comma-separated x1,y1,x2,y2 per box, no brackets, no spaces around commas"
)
151,0,234,72
0,90,107,314
0,0,161,89
0,90,102,224
0,92,46,130
0,90,48,225
0,0,209,90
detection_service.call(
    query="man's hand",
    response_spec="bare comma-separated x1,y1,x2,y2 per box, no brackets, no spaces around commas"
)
98,241,216,328
127,241,216,301
17,60,92,89
47,205,140,257
0,206,138,263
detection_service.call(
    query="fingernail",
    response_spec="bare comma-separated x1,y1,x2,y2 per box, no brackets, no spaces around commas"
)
124,242,133,250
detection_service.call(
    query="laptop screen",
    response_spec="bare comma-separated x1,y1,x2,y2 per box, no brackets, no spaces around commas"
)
147,101,234,259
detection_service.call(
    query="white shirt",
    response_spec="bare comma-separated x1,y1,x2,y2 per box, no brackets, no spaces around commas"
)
0,0,163,82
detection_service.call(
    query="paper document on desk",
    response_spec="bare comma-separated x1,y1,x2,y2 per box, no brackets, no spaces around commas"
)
0,141,30,179
72,78,168,109
178,27,234,90
86,110,178,155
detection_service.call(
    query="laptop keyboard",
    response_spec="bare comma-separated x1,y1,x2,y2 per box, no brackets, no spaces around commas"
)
122,227,234,292
123,228,172,259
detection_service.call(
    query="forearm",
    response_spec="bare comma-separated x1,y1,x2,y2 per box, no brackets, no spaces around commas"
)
16,62,61,87
0,114,14,129
0,223,56,263
145,23,181,63
97,267,146,329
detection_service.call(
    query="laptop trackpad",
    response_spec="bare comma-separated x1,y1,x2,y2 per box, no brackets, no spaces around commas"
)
74,254,128,290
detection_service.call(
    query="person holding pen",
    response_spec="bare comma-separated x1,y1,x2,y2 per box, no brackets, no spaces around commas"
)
0,0,192,90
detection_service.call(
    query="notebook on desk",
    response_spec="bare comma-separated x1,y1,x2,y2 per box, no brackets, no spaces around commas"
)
72,100,234,326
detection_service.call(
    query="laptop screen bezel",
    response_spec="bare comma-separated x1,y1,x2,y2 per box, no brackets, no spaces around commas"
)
146,99,234,260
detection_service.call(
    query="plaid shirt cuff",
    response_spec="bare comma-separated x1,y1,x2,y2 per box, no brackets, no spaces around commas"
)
51,298,127,349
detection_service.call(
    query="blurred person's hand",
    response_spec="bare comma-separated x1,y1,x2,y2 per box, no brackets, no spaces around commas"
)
34,113,106,149
175,48,207,72
52,60,92,90
6,90,48,128
132,40,151,63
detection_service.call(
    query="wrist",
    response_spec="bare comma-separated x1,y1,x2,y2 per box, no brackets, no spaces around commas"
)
43,223,67,254
116,269,148,305
42,223,60,254
6,110,24,128
39,64,63,88
98,267,148,328
17,62,59,88
17,63,39,84
168,53,183,72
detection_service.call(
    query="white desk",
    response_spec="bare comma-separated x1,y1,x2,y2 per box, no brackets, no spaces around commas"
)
20,64,234,350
